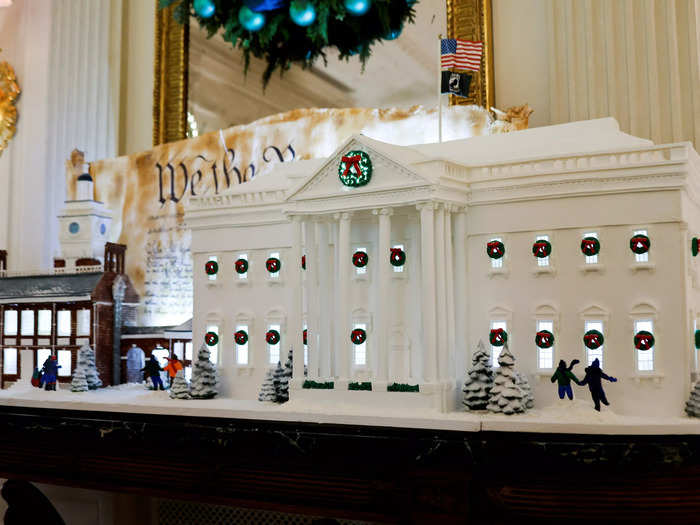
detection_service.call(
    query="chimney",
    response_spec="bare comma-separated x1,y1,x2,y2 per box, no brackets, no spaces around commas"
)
104,242,126,274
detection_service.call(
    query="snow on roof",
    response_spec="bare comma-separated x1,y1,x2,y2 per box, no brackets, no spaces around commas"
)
410,118,654,167
0,272,103,301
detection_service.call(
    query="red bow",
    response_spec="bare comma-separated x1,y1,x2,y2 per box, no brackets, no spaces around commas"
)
341,155,362,177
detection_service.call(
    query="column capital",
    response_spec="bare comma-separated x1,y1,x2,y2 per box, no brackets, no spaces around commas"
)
416,201,436,212
286,213,304,223
372,207,394,217
333,211,354,221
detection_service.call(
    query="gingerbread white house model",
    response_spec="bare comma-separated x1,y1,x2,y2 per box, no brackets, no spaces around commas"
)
186,118,700,417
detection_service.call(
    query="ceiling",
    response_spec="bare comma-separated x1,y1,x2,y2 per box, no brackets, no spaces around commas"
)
188,0,446,135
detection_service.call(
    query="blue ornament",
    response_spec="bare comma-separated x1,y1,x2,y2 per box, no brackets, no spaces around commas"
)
344,0,371,16
239,6,266,31
385,26,402,40
244,0,287,12
289,0,316,26
193,0,215,18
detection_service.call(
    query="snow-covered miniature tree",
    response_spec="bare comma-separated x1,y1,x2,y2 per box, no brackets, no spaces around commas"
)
273,361,288,403
516,372,534,410
190,343,218,399
487,344,529,415
258,368,277,402
80,345,102,390
71,368,88,392
686,381,700,417
169,369,191,400
462,340,493,411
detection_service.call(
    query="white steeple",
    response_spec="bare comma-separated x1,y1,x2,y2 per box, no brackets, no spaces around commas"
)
55,149,112,270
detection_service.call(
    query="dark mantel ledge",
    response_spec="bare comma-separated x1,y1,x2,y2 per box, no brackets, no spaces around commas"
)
1,404,700,523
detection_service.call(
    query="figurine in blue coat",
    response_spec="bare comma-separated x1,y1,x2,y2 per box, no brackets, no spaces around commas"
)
579,358,617,411
41,356,61,391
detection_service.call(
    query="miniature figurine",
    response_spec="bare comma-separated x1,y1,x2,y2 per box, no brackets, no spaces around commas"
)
31,368,42,388
550,359,581,400
163,355,184,386
141,354,165,391
579,358,617,411
41,355,60,391
126,344,145,384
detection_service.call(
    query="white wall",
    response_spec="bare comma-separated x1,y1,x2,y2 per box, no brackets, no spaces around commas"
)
492,0,700,151
467,191,688,417
0,0,124,271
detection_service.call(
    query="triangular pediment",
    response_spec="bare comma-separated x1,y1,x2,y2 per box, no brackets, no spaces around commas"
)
285,135,435,205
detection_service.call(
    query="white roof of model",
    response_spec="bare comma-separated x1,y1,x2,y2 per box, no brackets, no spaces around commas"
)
411,117,653,166
221,158,325,195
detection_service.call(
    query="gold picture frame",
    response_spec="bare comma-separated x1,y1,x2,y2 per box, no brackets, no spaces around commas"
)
152,0,494,146
153,1,189,147
446,0,494,109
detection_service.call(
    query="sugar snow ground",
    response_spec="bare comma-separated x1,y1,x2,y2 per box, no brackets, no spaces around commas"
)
1,383,699,435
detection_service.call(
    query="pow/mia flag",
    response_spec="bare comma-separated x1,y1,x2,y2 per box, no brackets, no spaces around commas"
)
440,71,472,98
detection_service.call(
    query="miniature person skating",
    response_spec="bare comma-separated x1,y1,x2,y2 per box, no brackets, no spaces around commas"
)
41,355,61,391
579,358,617,411
141,354,165,390
550,359,580,400
163,355,184,386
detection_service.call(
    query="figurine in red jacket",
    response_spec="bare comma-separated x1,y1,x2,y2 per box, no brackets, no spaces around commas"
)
163,356,183,386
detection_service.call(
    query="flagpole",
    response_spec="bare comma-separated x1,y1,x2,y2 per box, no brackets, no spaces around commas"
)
437,34,442,143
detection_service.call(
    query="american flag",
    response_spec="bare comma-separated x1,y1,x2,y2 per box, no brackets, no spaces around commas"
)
440,38,483,72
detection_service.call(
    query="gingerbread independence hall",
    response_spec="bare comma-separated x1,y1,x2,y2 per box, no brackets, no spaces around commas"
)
1,0,700,523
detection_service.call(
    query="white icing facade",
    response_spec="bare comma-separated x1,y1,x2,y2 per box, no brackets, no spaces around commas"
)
186,118,700,417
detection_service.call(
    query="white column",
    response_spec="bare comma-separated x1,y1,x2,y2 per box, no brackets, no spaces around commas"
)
445,205,456,380
318,220,332,378
305,219,319,379
417,202,437,383
335,212,353,380
290,216,305,382
435,204,448,381
373,207,393,382
453,209,468,379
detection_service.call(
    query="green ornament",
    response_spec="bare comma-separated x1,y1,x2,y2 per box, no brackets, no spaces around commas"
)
338,150,372,187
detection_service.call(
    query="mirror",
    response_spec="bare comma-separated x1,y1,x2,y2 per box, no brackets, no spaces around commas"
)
154,0,493,144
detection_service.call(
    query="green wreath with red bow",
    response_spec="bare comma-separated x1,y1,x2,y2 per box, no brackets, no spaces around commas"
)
693,237,699,257
339,150,372,187
205,260,219,275
266,329,280,345
352,250,369,268
630,234,650,255
350,328,367,345
234,330,248,345
266,257,281,273
234,258,248,274
581,237,600,257
535,330,554,349
205,331,219,346
634,330,655,351
489,328,507,347
390,247,406,267
486,240,505,259
583,329,604,350
532,239,552,258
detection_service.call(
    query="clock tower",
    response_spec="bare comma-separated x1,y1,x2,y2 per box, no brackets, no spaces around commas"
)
55,149,112,270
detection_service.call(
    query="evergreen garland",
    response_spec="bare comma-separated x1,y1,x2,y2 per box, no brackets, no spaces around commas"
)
160,0,417,85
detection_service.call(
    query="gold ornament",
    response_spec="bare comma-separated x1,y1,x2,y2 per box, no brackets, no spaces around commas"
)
0,49,19,155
